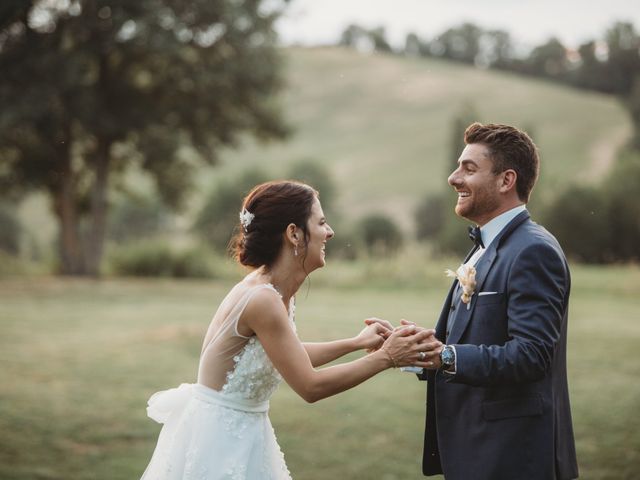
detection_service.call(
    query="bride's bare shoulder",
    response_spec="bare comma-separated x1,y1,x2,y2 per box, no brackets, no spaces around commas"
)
241,285,288,328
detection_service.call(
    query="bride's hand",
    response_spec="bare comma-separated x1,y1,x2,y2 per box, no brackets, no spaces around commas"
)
364,317,395,331
355,320,392,352
380,325,442,368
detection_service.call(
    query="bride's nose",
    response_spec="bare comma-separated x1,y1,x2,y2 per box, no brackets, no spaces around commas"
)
326,225,335,239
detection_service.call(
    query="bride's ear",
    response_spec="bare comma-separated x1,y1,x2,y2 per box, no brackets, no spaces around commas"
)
284,223,299,248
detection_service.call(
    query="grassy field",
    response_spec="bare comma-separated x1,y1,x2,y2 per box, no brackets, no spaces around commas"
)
1,260,639,479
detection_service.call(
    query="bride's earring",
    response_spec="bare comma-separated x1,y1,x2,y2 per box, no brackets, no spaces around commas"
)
294,246,298,257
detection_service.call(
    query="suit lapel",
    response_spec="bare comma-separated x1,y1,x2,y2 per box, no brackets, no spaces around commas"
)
446,210,531,345
435,282,456,341
434,245,477,341
447,247,497,344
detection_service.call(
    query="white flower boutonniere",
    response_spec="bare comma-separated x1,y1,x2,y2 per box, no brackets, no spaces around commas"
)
445,264,477,309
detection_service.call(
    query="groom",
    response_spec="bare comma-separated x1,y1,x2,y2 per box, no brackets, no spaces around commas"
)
414,123,577,479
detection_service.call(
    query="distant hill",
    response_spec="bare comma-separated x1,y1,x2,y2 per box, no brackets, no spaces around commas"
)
210,47,630,229
16,47,632,250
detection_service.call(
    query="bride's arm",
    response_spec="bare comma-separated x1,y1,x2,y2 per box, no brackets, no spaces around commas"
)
303,321,391,367
243,290,438,403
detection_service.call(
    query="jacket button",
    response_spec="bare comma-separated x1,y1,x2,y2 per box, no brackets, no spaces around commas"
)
450,304,456,311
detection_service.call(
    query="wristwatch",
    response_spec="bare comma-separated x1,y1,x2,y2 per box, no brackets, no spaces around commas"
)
440,345,456,370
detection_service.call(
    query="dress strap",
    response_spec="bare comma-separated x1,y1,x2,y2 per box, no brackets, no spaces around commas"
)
232,283,282,338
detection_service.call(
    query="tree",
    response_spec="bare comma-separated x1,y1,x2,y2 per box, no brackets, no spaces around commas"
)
604,22,640,95
369,26,392,53
0,0,289,275
480,29,513,69
573,41,609,92
339,24,392,54
626,78,640,150
526,37,570,79
404,32,422,57
432,23,482,64
339,24,362,48
338,24,373,52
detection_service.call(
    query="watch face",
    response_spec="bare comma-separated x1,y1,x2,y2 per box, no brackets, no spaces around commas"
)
441,347,454,365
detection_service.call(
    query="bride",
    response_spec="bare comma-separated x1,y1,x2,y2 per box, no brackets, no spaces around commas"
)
140,180,440,479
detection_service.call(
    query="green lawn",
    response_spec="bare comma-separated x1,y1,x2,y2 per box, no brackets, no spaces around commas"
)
1,261,639,479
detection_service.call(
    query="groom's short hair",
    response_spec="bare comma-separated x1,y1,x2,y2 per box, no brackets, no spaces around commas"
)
464,123,540,202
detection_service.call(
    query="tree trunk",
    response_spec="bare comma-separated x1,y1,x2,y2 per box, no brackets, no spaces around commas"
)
85,46,114,277
85,137,111,277
52,139,85,275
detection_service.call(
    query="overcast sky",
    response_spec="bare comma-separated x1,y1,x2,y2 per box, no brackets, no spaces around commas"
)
276,0,640,50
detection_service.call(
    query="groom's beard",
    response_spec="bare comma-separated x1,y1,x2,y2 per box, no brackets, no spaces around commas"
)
455,185,501,225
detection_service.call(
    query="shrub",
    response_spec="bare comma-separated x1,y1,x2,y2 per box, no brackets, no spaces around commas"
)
324,225,360,261
194,169,270,252
541,149,640,263
287,160,336,216
601,150,640,262
540,185,611,263
433,214,475,257
109,241,215,278
358,214,403,255
415,192,448,241
108,194,170,242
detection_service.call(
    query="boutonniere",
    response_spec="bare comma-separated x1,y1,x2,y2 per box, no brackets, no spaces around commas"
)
445,264,477,309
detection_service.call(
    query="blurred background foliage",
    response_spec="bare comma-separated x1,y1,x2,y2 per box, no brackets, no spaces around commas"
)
1,3,640,274
0,0,290,276
2,6,640,275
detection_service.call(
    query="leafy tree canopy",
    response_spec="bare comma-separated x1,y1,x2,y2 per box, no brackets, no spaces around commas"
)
0,0,290,274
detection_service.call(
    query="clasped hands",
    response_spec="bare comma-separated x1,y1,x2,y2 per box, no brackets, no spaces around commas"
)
356,318,443,370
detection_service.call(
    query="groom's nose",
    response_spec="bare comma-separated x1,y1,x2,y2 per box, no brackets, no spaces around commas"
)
448,169,461,187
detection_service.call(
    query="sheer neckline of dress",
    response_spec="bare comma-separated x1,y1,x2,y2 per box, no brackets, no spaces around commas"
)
232,280,295,339
242,270,295,313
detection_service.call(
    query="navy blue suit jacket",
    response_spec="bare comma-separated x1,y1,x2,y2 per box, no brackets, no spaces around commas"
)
420,211,579,480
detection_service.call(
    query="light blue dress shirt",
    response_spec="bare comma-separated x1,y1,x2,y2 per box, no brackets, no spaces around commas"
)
465,204,528,267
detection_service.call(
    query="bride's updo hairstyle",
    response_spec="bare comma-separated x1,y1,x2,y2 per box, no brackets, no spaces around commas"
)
232,180,318,269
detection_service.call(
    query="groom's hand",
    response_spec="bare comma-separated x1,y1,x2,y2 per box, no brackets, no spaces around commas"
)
397,319,442,369
381,325,442,368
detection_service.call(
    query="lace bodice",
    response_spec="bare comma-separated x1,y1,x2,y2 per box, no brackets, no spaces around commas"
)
221,292,295,403
220,336,280,402
197,281,296,404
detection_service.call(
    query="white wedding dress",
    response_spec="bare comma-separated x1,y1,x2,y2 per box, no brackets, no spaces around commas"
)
140,281,294,480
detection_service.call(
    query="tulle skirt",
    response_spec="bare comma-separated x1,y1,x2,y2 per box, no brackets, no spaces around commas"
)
140,383,292,480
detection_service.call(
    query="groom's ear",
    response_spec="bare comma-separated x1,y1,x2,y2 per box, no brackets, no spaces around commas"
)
499,169,517,194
